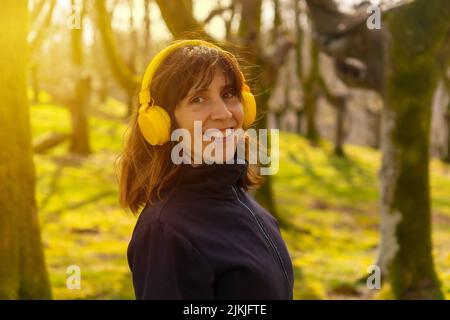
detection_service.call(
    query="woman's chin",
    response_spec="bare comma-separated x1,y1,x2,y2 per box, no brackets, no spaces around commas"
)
202,140,237,164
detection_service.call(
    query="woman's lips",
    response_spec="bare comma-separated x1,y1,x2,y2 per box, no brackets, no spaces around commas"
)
203,128,235,140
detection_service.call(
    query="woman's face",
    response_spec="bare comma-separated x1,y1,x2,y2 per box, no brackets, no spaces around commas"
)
174,67,244,164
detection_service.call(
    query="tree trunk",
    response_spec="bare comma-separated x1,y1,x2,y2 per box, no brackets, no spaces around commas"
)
69,77,92,155
303,41,320,145
296,110,303,134
334,99,346,157
294,0,304,135
126,0,138,117
143,0,151,54
154,0,209,39
318,70,348,157
445,102,450,163
30,63,40,104
377,0,450,299
366,108,381,149
236,0,280,223
275,63,292,130
254,97,290,227
69,0,91,155
0,0,52,299
237,0,295,227
271,0,281,43
443,72,450,163
224,1,236,41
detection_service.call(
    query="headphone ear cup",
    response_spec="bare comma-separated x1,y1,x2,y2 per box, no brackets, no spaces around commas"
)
241,91,257,129
137,105,171,146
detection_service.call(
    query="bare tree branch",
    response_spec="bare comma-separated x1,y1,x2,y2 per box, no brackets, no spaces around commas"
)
30,0,46,24
28,0,56,54
154,0,210,39
94,0,140,91
203,3,233,25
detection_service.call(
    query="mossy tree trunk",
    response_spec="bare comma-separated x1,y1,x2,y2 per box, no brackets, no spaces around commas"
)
377,0,450,299
0,0,52,299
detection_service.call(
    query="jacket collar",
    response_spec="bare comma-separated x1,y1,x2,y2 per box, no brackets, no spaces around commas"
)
175,151,248,192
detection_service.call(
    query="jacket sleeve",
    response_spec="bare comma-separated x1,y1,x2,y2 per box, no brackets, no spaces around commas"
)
128,221,215,299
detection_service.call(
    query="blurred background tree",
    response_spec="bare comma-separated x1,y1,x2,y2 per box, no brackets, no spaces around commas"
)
305,0,450,299
0,0,52,299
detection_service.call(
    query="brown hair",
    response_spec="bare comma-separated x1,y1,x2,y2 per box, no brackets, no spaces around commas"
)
116,42,264,214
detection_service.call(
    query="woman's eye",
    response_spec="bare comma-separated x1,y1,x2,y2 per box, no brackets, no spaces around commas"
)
223,91,237,99
190,96,205,104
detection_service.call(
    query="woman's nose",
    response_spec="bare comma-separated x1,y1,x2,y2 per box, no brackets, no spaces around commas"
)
210,97,232,121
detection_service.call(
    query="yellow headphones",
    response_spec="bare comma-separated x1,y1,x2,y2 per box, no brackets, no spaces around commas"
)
137,39,257,146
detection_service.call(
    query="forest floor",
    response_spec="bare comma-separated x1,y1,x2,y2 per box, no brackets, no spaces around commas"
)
30,94,450,299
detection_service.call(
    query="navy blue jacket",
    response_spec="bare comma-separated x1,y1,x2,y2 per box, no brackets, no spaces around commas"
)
127,156,294,300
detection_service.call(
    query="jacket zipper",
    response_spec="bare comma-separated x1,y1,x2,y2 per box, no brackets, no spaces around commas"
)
231,185,292,299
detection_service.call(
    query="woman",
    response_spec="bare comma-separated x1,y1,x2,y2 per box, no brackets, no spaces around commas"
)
118,39,294,300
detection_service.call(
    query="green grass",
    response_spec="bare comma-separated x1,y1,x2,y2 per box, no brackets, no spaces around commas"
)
31,97,134,299
30,99,450,299
275,132,450,299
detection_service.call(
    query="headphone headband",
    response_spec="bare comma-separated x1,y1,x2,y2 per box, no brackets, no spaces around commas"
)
139,39,245,106
137,39,257,145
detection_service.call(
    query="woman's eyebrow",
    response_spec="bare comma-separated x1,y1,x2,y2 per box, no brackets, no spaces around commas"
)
187,88,208,99
188,84,234,97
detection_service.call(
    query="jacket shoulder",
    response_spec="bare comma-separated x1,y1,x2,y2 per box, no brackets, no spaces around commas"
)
136,194,196,227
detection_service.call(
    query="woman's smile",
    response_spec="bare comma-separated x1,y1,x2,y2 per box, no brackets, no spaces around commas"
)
203,127,236,140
